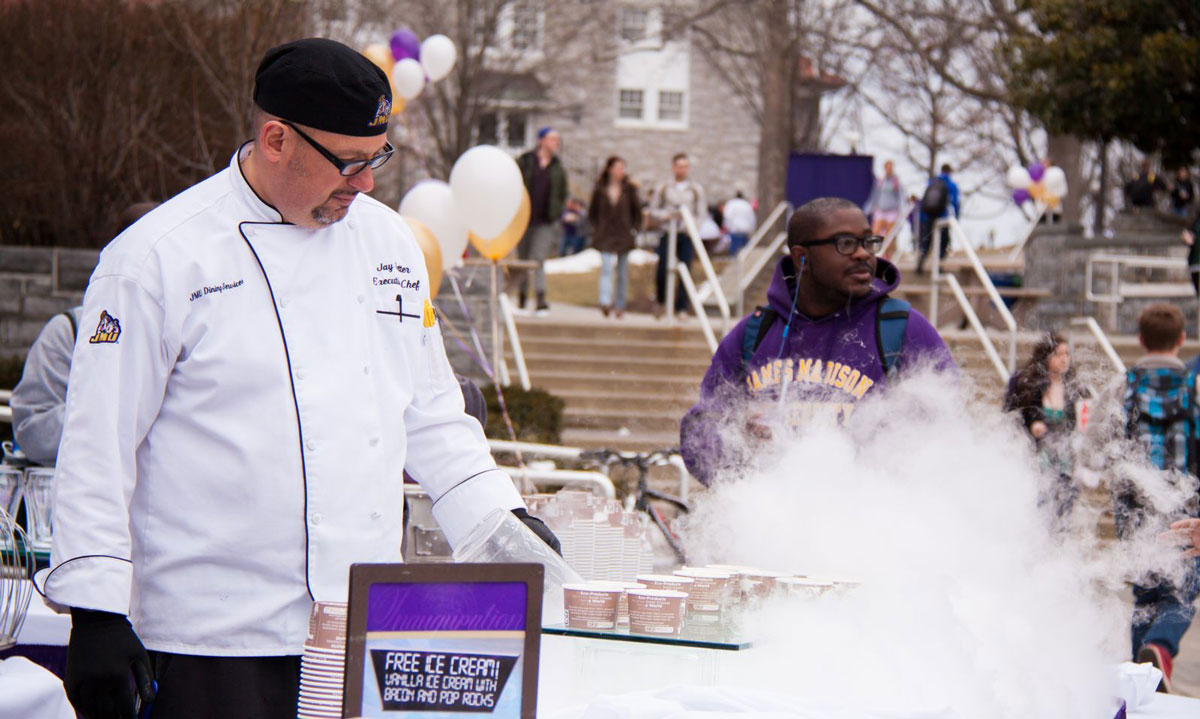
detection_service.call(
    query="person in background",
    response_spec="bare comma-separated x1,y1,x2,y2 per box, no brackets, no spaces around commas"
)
915,164,960,275
1169,167,1195,218
680,197,955,485
699,205,723,257
1002,333,1090,520
651,153,707,317
559,196,588,257
587,156,642,319
11,202,159,466
723,191,756,256
1125,159,1168,212
1118,303,1200,694
863,160,905,259
515,127,568,316
1181,207,1200,297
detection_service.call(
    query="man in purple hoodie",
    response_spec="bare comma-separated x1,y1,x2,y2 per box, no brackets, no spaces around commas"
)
680,197,956,485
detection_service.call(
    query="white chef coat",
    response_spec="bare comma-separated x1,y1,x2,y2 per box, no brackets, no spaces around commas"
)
42,148,524,656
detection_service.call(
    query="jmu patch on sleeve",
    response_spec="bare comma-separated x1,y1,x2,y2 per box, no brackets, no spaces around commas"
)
88,310,122,344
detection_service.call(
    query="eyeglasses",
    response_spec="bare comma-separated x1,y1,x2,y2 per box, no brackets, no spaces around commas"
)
282,120,394,176
799,233,884,256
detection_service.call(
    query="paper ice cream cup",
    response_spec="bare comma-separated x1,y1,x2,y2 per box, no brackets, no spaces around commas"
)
674,568,732,613
563,583,622,630
627,588,688,636
636,573,695,595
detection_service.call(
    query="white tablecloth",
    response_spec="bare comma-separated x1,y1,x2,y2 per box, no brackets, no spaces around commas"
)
14,582,70,646
0,656,74,719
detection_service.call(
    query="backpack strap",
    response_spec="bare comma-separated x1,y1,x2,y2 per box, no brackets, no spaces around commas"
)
875,297,910,379
740,306,779,373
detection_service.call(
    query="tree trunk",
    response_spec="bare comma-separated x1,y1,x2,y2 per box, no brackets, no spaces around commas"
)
754,0,793,222
1046,133,1083,226
1094,139,1108,238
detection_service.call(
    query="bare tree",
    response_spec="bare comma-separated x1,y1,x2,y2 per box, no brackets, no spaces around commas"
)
0,0,316,247
355,0,603,191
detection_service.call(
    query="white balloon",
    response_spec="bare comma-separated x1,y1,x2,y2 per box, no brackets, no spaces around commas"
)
392,58,425,101
449,145,524,239
420,34,457,82
1006,165,1031,189
1042,166,1069,198
399,180,468,266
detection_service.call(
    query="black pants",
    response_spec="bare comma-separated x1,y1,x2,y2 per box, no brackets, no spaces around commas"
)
655,232,695,312
916,224,950,272
147,652,301,719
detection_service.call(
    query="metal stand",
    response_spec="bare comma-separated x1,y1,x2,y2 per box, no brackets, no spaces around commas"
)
665,218,679,326
490,261,502,385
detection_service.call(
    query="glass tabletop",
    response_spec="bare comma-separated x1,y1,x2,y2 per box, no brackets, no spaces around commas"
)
542,621,751,651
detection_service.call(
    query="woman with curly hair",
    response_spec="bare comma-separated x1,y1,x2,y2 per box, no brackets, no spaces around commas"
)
1003,332,1091,519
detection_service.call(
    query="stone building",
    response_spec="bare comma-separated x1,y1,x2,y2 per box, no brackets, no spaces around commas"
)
469,1,836,211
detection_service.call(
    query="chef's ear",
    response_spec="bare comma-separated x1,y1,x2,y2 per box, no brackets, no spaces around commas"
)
256,119,289,163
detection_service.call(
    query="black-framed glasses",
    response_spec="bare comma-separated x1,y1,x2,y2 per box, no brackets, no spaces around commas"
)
282,120,394,176
799,233,884,256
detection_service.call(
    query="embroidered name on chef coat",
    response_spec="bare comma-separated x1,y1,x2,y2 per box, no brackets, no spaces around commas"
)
88,310,122,344
373,261,420,290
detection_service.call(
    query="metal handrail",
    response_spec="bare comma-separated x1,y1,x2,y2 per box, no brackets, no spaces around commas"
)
878,196,915,259
739,200,790,258
740,230,789,298
1069,316,1126,374
488,439,693,502
937,217,1018,371
679,204,731,332
1006,201,1047,262
1084,252,1191,329
943,273,1009,383
676,263,719,353
496,293,531,391
695,200,790,314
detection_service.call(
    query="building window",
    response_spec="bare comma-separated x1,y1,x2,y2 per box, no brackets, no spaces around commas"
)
511,1,540,50
618,89,644,119
506,112,528,148
658,90,684,121
619,7,648,42
478,113,499,145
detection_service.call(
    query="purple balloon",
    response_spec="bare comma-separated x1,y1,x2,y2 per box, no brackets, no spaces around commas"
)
1012,188,1030,205
1027,162,1045,182
390,28,421,62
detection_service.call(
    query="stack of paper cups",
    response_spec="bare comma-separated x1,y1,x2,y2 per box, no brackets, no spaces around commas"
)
298,602,347,718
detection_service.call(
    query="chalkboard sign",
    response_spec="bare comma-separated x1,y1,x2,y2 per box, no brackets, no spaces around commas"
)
343,563,543,719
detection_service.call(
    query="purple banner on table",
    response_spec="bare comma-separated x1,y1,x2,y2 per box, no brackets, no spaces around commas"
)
366,582,527,633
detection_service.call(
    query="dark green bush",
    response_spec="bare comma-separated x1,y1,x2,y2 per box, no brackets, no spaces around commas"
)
482,384,565,445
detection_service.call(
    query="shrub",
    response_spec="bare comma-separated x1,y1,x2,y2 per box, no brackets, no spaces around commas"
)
482,384,565,445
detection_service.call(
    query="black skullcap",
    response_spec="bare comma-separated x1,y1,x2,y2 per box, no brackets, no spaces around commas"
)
254,38,392,137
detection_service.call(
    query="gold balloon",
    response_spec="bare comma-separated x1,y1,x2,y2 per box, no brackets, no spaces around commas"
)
1027,181,1046,203
402,216,443,299
469,188,530,261
362,44,405,115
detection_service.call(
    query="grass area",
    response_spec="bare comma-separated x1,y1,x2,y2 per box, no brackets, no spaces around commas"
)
545,263,660,311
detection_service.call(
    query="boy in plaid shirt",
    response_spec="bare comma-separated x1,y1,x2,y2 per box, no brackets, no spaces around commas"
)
1120,303,1200,692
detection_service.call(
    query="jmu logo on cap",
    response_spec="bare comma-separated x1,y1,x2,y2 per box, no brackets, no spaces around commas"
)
88,310,121,344
369,95,390,127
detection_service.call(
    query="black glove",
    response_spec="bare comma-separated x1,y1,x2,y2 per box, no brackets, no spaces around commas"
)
512,507,561,555
66,608,155,719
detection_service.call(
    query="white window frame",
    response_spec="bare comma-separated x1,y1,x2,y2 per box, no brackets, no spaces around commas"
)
657,90,685,121
618,7,649,43
617,88,645,120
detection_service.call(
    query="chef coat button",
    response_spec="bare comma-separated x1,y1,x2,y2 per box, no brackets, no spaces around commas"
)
363,366,370,375
306,439,316,451
310,513,322,525
369,437,380,447
296,370,305,381
357,295,365,304
278,298,288,309
371,511,382,520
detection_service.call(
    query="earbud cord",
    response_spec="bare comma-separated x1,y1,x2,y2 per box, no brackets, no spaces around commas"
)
776,255,804,362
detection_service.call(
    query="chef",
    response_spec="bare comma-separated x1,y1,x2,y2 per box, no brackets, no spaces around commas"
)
40,38,558,719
